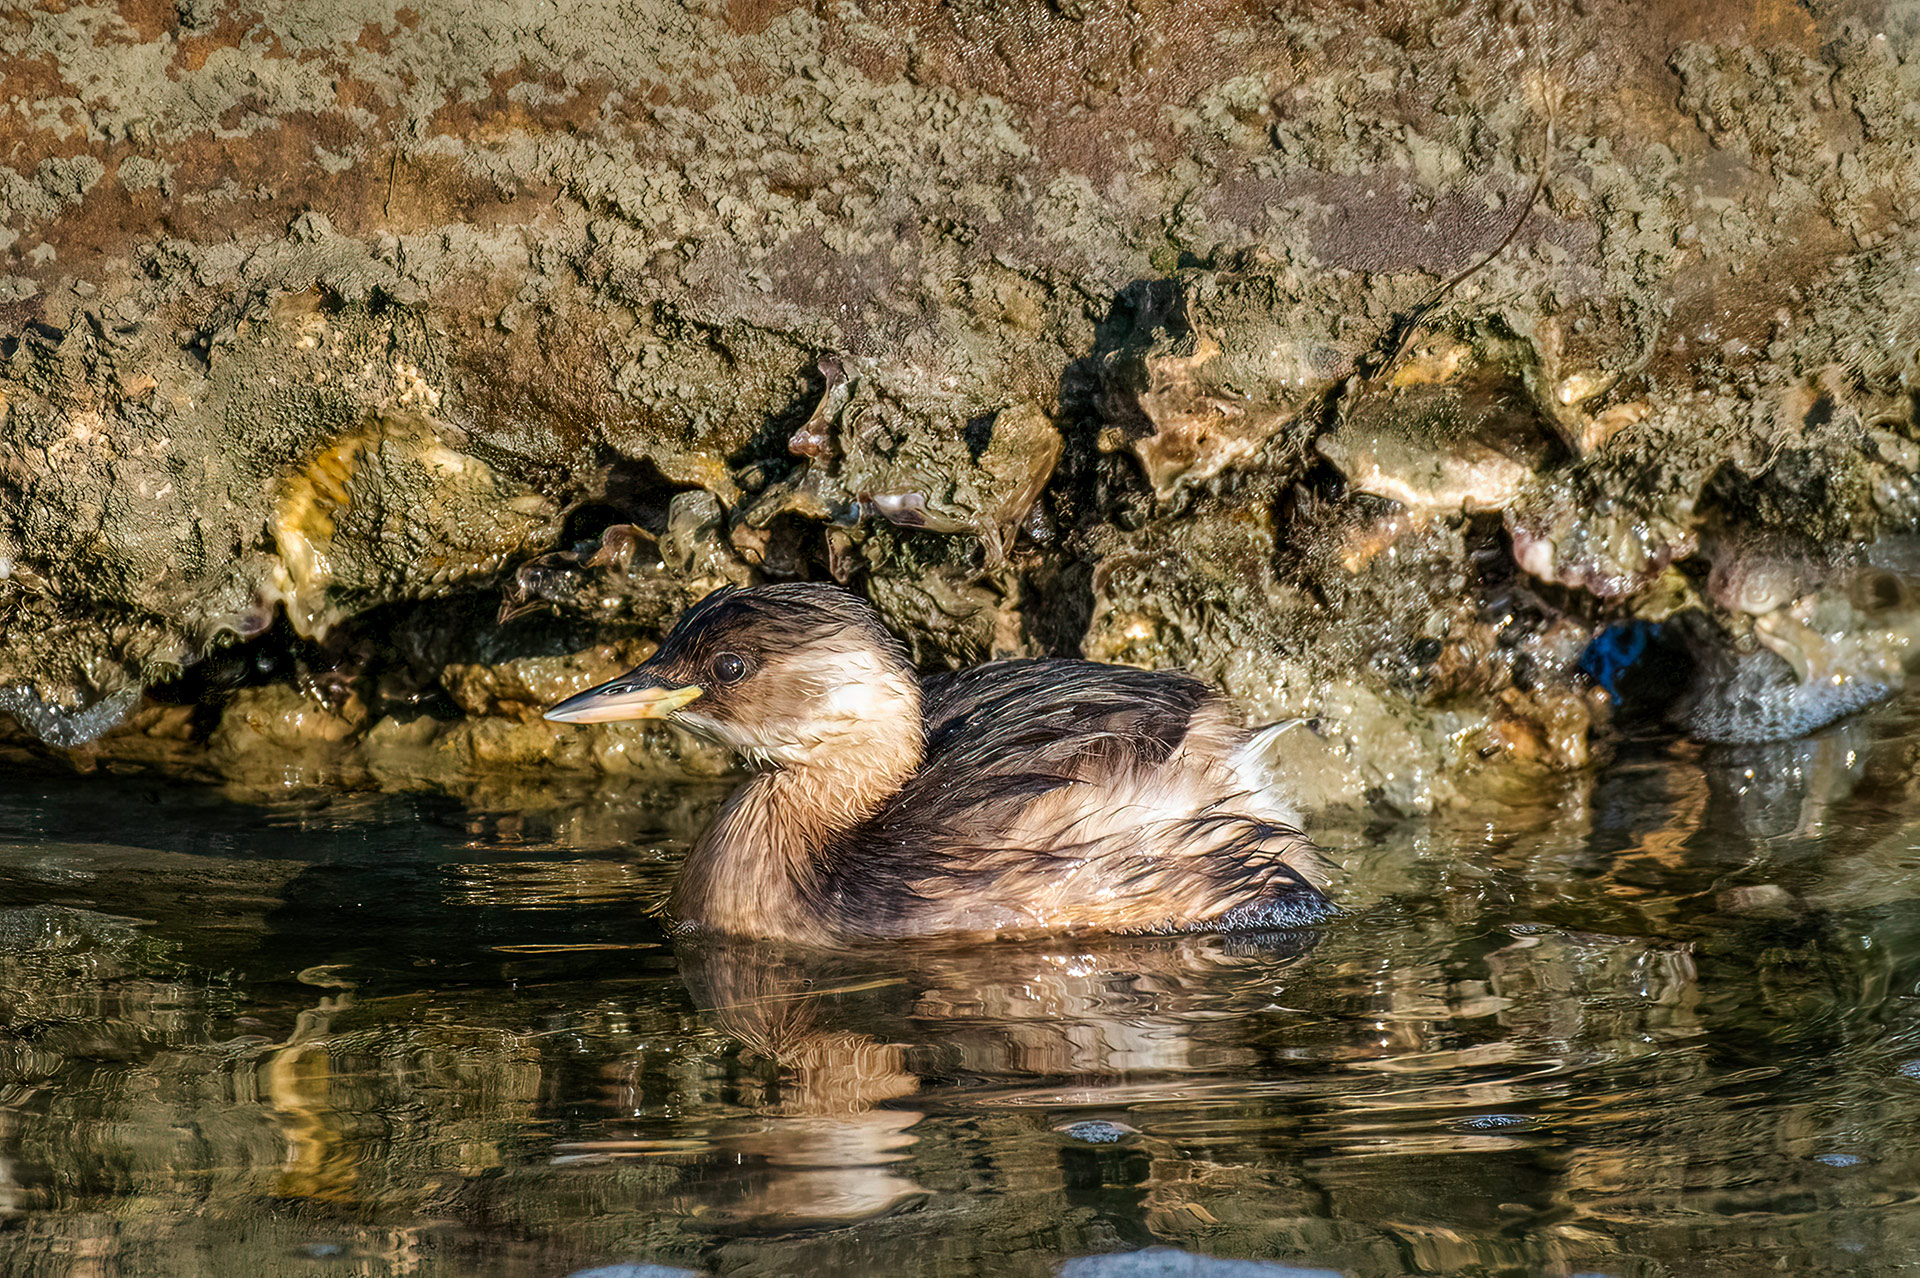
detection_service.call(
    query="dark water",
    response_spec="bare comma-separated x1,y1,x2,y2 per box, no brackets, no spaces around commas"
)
7,707,1920,1277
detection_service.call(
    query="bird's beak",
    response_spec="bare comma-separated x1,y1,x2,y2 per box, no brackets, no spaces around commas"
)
543,676,704,724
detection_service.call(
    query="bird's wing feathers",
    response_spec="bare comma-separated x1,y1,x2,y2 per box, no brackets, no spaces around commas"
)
823,659,1329,936
918,659,1217,782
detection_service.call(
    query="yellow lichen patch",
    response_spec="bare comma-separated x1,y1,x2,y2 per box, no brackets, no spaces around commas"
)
390,358,443,410
1553,369,1615,408
645,446,743,507
1491,686,1595,771
269,427,374,632
1627,565,1704,624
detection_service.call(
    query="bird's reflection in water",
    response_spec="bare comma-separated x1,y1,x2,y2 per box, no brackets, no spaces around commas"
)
605,928,1321,1232
1699,718,1873,846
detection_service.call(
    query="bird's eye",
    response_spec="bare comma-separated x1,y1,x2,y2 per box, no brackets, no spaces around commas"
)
712,652,747,685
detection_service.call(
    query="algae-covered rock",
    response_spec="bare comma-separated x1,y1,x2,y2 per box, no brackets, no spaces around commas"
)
212,685,369,755
441,646,652,722
270,414,560,638
2,0,1918,806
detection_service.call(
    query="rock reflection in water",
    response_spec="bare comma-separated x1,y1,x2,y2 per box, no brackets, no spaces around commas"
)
7,713,1920,1273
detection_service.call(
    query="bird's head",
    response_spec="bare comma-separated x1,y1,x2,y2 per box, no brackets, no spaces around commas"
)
545,583,922,773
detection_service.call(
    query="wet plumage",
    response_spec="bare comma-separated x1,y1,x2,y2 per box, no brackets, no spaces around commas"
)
546,583,1334,944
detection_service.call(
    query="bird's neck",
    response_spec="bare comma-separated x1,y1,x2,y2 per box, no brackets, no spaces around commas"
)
669,695,924,944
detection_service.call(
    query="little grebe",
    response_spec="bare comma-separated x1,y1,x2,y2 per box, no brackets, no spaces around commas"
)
545,583,1334,944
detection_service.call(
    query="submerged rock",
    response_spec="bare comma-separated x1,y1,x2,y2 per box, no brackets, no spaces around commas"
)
1672,547,1920,745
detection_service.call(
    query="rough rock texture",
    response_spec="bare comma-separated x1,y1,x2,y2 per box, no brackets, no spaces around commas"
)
3,0,1919,808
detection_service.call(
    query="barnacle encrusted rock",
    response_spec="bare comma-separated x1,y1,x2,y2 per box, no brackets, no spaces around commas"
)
1317,334,1556,516
2,1,1919,804
270,414,560,637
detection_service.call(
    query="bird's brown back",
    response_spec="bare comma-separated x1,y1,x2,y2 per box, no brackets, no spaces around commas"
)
814,660,1332,939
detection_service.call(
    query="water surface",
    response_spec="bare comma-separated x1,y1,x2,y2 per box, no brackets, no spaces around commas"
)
6,706,1920,1276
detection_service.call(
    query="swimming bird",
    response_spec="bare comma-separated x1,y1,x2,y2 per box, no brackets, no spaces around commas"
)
545,583,1334,944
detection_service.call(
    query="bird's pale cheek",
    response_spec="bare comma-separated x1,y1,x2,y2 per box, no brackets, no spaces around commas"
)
817,681,886,722
670,711,728,742
676,712,820,768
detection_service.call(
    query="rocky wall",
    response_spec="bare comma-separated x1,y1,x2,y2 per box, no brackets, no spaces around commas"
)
2,0,1919,810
